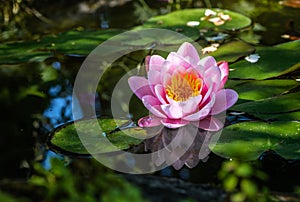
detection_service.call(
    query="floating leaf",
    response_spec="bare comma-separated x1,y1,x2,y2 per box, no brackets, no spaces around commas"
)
0,41,51,64
135,9,251,44
229,40,300,79
139,8,251,41
254,111,300,121
41,29,124,55
130,25,200,46
228,79,299,100
49,118,146,156
209,40,255,62
275,39,300,50
0,29,124,64
231,92,300,114
210,121,300,160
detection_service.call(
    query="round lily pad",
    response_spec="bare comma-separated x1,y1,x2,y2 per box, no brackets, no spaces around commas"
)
143,8,252,31
48,118,146,156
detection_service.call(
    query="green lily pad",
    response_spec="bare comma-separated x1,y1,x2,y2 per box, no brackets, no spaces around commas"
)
41,29,124,55
210,121,300,160
229,40,300,79
254,111,300,122
139,8,251,40
0,41,51,64
231,92,300,114
49,118,146,156
131,25,200,45
275,39,300,49
228,79,299,100
0,29,124,64
209,40,255,63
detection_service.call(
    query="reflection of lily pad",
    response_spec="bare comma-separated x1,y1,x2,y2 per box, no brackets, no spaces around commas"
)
49,118,145,156
229,40,300,79
210,121,300,160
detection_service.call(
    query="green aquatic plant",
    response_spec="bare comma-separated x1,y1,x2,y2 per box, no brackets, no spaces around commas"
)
0,158,146,202
218,160,269,202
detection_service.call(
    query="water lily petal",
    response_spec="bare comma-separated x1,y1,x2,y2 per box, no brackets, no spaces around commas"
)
183,107,210,121
154,84,167,104
166,94,202,115
183,95,214,121
181,94,202,114
166,52,184,64
128,76,153,99
199,56,217,71
166,52,191,69
210,89,238,115
217,61,229,90
177,42,201,66
138,115,162,127
148,55,165,71
142,95,167,118
148,70,162,84
161,118,189,128
205,65,221,92
193,116,224,131
148,70,162,93
145,56,151,72
200,84,213,107
162,72,172,87
161,103,183,119
161,61,180,76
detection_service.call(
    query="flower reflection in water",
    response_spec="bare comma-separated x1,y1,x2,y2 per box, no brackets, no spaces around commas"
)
144,124,215,170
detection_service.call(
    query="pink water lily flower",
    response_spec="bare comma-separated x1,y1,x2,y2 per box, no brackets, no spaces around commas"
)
128,42,238,130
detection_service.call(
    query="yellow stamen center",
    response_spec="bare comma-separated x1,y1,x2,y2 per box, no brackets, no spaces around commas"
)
165,72,202,102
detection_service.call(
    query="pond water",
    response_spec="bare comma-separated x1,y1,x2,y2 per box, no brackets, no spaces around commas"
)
1,0,300,199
